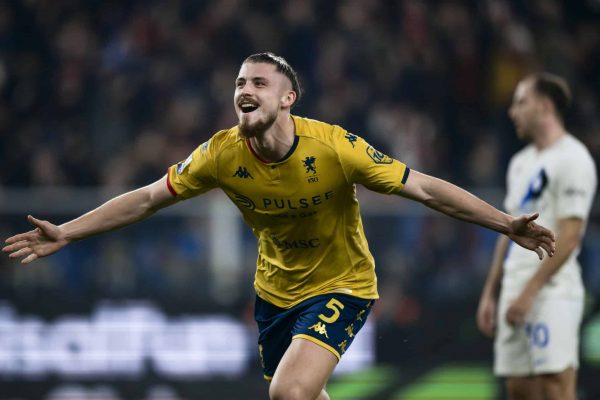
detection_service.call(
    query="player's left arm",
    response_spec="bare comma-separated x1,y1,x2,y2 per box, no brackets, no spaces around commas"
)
400,169,556,259
332,129,554,256
505,217,584,325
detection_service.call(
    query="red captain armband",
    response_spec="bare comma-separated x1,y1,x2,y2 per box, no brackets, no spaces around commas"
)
166,170,177,196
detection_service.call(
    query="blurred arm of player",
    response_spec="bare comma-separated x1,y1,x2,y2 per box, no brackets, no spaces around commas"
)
2,175,179,264
400,170,556,259
505,217,584,326
476,235,510,337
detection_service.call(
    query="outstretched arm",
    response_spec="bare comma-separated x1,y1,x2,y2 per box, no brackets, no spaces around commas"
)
3,175,178,264
400,170,555,258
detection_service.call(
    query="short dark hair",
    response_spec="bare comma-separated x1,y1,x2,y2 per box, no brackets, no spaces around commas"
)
530,72,572,121
244,52,302,107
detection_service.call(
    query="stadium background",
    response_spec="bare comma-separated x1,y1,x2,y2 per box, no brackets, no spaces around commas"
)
0,0,599,399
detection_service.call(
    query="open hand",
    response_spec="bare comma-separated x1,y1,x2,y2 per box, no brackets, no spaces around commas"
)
2,215,68,264
506,289,536,326
508,213,555,260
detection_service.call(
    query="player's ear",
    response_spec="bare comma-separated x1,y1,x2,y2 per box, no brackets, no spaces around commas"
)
540,97,555,115
281,90,296,108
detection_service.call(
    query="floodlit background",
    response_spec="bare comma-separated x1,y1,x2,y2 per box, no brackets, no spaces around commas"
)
0,1,599,399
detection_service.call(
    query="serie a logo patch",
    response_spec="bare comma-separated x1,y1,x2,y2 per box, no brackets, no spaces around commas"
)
176,153,194,174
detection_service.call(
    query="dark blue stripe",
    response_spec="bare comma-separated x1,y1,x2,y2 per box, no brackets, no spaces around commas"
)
401,167,410,184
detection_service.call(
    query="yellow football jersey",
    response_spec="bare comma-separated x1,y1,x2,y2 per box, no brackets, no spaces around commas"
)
167,116,410,308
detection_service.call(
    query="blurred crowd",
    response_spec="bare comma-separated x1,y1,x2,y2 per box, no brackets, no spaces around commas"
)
1,0,600,331
0,0,598,188
1,1,600,392
0,0,600,398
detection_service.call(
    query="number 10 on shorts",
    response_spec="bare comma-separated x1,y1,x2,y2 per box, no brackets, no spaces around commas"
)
525,322,549,348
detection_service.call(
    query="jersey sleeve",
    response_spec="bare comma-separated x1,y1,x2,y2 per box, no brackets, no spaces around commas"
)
167,139,219,199
555,154,597,220
334,127,410,194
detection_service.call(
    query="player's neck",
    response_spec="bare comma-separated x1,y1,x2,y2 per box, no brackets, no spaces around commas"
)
533,120,565,151
250,115,295,162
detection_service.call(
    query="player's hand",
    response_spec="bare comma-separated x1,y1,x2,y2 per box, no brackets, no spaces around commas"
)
477,294,497,337
507,213,555,260
2,215,68,264
506,289,535,326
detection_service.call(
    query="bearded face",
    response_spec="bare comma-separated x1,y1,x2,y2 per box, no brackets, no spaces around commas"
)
237,99,278,138
234,62,294,138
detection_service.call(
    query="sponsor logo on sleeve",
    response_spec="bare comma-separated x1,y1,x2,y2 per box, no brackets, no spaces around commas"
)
366,146,393,164
564,187,587,198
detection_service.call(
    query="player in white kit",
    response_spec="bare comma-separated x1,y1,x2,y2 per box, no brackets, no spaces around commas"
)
477,73,597,400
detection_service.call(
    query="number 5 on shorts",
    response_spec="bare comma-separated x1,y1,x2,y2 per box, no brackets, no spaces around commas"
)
319,298,345,323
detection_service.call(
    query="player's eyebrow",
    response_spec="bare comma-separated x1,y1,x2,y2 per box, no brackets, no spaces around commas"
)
236,76,269,85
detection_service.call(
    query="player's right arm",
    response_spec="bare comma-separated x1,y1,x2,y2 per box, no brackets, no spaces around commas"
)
476,234,510,337
2,175,179,264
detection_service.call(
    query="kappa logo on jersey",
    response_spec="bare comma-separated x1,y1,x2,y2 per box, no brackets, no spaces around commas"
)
355,309,366,322
345,133,358,148
176,153,194,174
303,156,317,174
233,166,254,179
366,146,393,164
308,322,329,338
258,344,266,369
345,323,355,338
233,193,256,210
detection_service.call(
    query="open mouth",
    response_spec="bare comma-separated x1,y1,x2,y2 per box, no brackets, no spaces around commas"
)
240,102,259,114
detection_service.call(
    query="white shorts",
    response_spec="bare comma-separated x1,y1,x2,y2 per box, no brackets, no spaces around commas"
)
494,294,583,376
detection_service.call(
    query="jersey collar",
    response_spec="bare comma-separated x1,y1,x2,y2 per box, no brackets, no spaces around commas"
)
246,135,299,164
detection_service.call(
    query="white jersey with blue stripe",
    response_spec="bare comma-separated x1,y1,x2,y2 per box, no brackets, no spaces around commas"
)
502,133,597,299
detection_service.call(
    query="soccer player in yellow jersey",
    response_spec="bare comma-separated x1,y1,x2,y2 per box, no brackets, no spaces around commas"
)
4,53,556,400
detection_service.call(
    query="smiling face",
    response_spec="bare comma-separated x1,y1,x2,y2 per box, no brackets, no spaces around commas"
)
508,79,545,140
234,62,296,138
